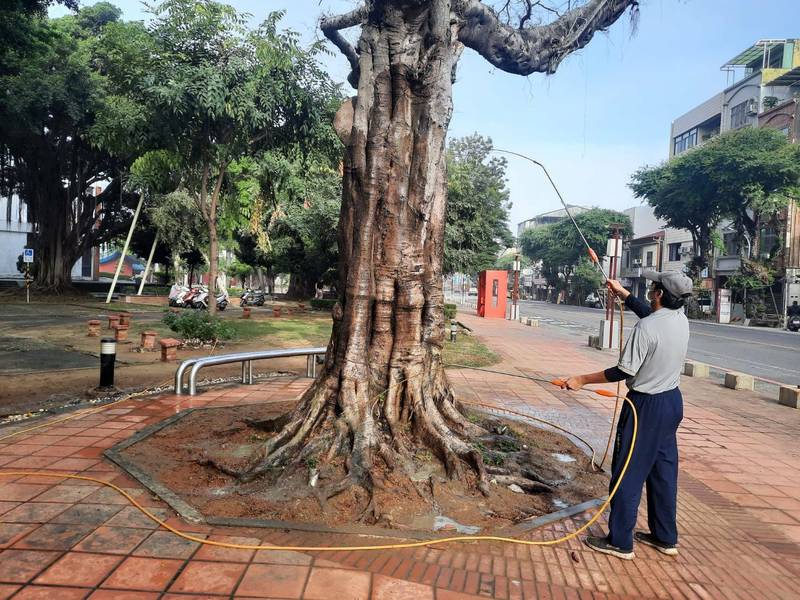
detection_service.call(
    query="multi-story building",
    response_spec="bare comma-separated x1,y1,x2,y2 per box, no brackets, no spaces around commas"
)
516,206,590,300
619,206,694,299
669,39,800,320
516,205,588,238
671,39,800,159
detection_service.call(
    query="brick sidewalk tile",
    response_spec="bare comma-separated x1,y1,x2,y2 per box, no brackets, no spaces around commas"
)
1,309,799,598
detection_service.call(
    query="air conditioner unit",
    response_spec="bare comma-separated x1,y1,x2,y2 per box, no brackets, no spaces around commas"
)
679,247,692,256
746,99,759,116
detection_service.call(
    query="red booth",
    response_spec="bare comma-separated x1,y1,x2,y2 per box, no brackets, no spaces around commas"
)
477,270,507,318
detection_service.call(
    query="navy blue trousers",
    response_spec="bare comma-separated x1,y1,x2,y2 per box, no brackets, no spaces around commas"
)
607,387,683,552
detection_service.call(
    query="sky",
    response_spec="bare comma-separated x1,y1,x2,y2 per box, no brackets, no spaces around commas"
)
52,0,800,234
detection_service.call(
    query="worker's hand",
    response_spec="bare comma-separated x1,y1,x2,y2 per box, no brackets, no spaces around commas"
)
558,376,584,391
606,279,629,300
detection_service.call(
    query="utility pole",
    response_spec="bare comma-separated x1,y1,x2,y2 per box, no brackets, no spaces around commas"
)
510,254,520,321
606,224,623,317
599,223,624,349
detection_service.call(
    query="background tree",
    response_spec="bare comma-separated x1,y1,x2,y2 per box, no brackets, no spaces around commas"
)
630,127,800,277
233,232,274,291
0,0,79,74
209,0,639,520
144,190,209,281
520,208,631,302
270,164,342,299
96,0,341,312
444,134,513,275
0,3,136,289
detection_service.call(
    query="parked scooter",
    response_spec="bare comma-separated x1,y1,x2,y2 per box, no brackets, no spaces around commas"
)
216,289,229,311
788,315,800,332
240,288,266,307
168,283,189,307
190,286,229,311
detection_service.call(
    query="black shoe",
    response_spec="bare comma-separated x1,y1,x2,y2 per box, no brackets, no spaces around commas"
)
584,536,634,560
634,531,678,556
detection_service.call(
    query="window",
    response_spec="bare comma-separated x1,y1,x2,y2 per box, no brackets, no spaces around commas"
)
645,251,654,267
81,248,93,278
730,101,749,129
673,128,698,155
668,243,682,262
629,247,643,267
759,227,778,259
723,232,740,256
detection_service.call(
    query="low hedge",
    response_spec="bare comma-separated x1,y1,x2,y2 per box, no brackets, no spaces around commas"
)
444,303,457,320
310,298,338,310
162,310,235,342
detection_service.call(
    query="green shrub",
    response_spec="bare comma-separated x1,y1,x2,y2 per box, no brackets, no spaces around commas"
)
310,298,337,311
444,303,457,320
162,310,235,342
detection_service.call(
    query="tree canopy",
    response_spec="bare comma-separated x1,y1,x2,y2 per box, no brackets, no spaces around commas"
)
519,208,631,300
0,3,138,288
444,134,513,275
630,127,800,276
91,0,342,307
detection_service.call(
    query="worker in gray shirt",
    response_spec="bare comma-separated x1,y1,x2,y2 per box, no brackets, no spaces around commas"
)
559,271,692,560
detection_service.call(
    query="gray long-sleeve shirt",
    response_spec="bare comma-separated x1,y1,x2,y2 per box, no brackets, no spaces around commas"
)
616,295,689,394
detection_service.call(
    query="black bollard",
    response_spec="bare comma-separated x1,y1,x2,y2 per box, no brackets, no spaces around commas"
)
99,337,116,388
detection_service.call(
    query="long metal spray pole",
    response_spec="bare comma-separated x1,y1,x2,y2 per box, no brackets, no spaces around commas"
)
491,148,609,282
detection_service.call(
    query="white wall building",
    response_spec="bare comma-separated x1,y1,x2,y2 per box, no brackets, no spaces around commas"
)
0,194,31,278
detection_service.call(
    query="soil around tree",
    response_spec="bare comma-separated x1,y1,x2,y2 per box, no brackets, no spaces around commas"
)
120,401,609,533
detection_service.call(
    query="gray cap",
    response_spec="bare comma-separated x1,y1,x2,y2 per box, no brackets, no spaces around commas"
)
643,270,693,297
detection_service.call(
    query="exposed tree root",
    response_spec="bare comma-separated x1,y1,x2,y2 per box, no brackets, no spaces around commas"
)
201,360,503,523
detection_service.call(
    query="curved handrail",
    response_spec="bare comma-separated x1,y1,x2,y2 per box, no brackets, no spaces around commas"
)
178,347,327,396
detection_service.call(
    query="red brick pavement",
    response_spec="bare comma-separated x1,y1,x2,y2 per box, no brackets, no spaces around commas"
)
1,312,799,599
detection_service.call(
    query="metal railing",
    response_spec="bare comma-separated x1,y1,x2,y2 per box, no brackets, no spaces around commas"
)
174,347,327,396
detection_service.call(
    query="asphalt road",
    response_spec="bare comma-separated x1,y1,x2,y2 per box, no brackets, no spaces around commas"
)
515,300,800,387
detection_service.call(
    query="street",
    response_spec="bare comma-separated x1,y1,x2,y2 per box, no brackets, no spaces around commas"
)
515,300,800,386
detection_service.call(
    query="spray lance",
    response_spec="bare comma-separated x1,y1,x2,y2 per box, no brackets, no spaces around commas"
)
491,148,628,473
491,148,609,283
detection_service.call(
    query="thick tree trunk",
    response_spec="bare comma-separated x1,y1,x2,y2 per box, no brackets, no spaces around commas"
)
35,242,77,290
227,1,488,516
287,273,315,299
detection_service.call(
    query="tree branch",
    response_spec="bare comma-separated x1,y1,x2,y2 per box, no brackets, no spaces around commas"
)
456,0,638,75
320,6,367,88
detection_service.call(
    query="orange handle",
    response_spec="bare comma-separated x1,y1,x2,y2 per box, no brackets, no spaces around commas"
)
550,379,566,387
588,248,599,264
594,389,618,398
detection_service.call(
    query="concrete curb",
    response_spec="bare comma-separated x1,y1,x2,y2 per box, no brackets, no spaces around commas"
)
684,360,797,408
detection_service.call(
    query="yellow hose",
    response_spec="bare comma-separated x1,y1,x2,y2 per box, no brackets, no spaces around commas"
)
0,300,636,552
0,391,635,551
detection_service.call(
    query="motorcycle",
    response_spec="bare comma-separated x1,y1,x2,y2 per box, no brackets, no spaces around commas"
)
216,289,229,311
788,314,800,332
168,283,189,307
191,286,229,311
240,288,265,307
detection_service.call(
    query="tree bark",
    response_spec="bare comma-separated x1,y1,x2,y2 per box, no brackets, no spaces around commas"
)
223,1,489,515
287,273,315,299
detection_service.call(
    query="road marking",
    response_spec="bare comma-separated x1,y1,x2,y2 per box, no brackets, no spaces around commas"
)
690,330,799,351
